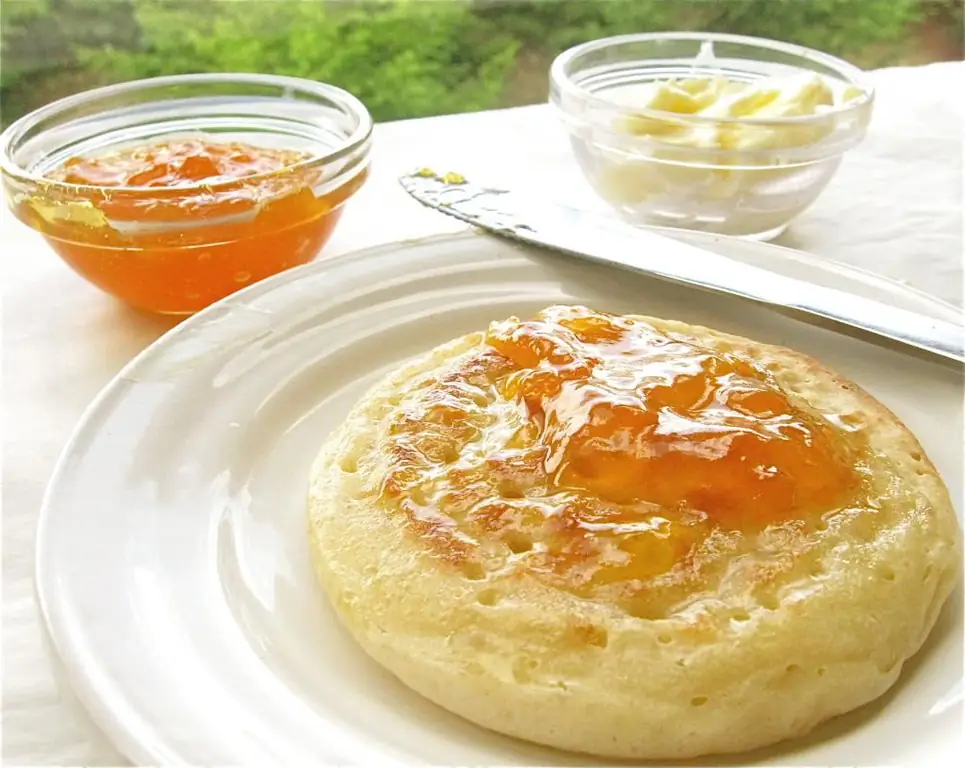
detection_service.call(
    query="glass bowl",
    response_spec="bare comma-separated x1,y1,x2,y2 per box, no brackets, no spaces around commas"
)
0,73,372,314
550,32,874,240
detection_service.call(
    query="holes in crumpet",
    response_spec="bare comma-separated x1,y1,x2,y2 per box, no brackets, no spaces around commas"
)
465,661,485,677
657,633,673,645
476,589,500,606
461,561,486,581
691,696,708,707
584,626,609,648
838,413,864,430
504,531,533,554
882,567,896,582
499,480,525,499
758,593,780,611
339,455,359,473
512,656,539,684
627,601,663,621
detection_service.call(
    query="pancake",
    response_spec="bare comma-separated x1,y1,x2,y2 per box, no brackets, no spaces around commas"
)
307,304,961,760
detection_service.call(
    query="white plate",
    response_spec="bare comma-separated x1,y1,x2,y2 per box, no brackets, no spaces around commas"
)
37,230,963,766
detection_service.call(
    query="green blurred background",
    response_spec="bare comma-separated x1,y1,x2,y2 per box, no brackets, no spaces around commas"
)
1,0,962,128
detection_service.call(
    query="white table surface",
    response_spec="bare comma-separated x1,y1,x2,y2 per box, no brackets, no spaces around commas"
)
2,61,962,765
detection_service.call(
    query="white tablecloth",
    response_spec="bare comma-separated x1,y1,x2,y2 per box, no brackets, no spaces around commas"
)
2,61,962,765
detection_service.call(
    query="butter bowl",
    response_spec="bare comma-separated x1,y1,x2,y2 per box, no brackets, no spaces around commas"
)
550,32,874,240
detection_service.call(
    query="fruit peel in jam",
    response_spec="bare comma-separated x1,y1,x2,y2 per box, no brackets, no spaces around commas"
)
23,136,365,314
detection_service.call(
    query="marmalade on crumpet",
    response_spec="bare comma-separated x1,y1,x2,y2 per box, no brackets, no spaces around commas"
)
26,137,364,314
379,306,866,617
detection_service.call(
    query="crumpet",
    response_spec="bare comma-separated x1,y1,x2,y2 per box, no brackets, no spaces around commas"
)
307,305,960,760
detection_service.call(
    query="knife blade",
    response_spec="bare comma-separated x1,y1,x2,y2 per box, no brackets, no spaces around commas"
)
400,169,964,365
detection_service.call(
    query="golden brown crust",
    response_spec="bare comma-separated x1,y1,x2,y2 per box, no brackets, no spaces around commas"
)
307,311,961,760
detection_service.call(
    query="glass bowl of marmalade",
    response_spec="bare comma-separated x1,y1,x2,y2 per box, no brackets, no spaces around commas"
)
0,73,372,314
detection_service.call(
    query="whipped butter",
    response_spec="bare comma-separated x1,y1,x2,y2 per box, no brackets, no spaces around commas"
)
616,73,864,151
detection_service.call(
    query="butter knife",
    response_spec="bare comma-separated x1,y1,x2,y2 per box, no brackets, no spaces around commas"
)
400,170,964,365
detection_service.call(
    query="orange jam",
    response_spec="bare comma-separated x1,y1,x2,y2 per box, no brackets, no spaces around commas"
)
27,137,364,314
381,306,863,613
485,305,855,522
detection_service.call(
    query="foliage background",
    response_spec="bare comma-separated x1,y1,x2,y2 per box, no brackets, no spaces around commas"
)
1,0,962,128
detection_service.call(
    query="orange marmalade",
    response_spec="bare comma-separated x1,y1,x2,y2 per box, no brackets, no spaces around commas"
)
27,137,364,313
380,306,865,617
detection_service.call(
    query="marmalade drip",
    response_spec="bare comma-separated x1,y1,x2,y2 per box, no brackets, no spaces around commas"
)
381,306,863,612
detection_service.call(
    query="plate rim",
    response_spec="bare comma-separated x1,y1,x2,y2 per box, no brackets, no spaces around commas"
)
33,228,963,766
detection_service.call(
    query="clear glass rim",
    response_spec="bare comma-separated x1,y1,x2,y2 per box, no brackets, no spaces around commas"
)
0,72,373,195
550,31,875,127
